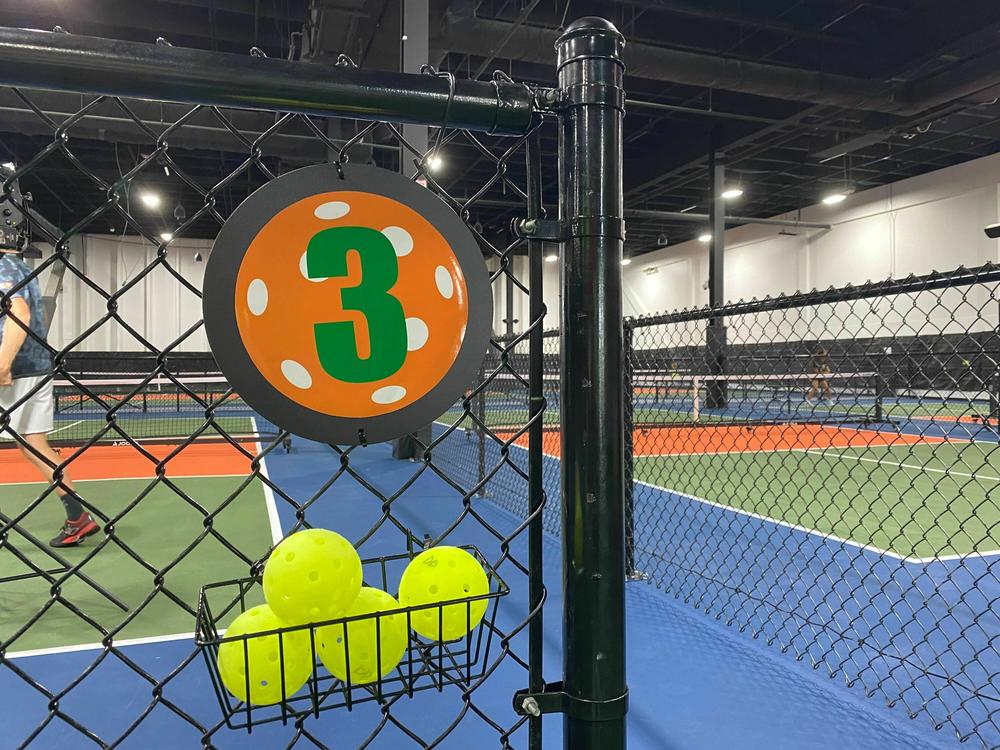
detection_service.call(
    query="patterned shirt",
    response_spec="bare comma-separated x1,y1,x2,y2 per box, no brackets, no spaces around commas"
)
0,253,52,378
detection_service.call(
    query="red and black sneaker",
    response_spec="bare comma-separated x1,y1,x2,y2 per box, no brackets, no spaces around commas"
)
50,513,100,548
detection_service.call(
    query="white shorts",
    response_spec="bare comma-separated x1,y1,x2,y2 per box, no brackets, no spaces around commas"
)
0,375,54,437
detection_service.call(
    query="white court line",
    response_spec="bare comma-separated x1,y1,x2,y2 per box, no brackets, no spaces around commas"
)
801,448,1000,483
631,477,912,562
633,442,915,460
5,434,279,659
1,473,250,488
439,420,1000,566
636,442,1000,482
632,477,1000,565
252,417,284,545
6,631,195,660
45,420,83,437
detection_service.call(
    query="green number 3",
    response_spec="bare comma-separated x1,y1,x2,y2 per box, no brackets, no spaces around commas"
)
305,226,407,383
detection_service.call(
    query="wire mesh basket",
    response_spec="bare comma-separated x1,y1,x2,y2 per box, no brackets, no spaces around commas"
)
195,546,509,731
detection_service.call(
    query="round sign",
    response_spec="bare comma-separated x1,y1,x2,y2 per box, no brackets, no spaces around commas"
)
203,163,492,445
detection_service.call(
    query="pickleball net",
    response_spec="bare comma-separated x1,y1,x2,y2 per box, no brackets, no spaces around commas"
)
441,369,886,430
0,374,280,446
633,371,886,426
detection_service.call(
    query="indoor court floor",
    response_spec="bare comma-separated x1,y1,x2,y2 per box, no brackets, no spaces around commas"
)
0,425,972,749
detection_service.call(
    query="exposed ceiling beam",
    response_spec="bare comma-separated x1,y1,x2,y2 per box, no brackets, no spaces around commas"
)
432,14,1000,117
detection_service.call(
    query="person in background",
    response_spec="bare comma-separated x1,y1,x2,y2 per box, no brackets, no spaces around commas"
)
806,347,833,405
0,170,99,547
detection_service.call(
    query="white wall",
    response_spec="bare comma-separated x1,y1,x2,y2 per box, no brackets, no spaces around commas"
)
27,234,213,353
626,152,1000,320
527,151,1000,344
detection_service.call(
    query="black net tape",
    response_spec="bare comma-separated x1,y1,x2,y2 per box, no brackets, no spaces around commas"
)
0,76,549,749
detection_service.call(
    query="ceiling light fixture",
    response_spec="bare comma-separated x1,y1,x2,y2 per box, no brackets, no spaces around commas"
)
822,191,849,205
698,233,712,243
159,231,173,241
721,187,744,200
427,154,443,172
140,191,161,209
621,256,632,266
544,252,558,263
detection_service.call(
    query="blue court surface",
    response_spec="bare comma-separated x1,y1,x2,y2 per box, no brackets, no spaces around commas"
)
2,433,968,749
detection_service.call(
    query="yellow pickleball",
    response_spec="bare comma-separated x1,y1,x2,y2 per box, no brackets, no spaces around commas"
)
263,529,363,624
216,604,312,705
397,546,489,641
317,587,408,684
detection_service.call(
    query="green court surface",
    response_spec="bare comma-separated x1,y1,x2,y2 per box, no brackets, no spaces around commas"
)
635,441,1000,559
0,475,272,653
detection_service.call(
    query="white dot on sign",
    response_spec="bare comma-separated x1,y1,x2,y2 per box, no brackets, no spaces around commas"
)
372,385,406,404
314,201,350,220
406,317,428,351
435,266,454,299
382,226,413,256
281,360,312,389
300,251,327,282
246,279,268,315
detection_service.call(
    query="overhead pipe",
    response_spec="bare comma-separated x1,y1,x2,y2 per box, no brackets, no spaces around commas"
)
627,208,831,230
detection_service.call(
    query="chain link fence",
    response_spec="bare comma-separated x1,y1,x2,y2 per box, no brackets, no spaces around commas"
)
625,264,1000,749
0,39,551,749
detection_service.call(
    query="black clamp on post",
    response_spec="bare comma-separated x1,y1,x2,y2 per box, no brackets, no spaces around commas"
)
513,682,629,722
512,216,625,242
512,217,565,242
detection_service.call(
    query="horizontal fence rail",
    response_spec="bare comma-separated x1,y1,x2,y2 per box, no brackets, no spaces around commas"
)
0,27,535,134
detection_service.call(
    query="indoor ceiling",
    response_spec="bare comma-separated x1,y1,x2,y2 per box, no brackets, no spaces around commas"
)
1,0,999,257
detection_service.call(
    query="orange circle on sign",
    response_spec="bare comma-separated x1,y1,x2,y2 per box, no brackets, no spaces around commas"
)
234,191,470,419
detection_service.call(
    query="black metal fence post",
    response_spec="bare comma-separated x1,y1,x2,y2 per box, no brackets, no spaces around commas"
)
557,17,628,750
706,145,728,409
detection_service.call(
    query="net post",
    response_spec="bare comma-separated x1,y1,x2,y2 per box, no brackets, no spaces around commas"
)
692,376,701,422
557,17,628,750
624,322,636,579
